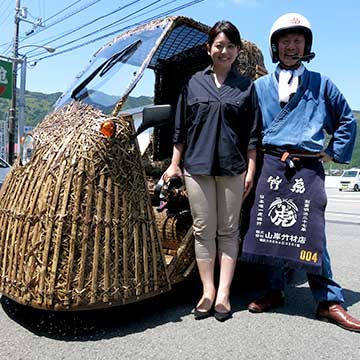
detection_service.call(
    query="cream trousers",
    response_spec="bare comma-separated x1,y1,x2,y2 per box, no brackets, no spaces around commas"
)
184,173,245,260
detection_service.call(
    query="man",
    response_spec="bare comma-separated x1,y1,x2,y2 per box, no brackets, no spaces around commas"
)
242,13,360,332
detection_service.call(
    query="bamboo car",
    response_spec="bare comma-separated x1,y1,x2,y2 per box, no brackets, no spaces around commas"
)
0,16,266,310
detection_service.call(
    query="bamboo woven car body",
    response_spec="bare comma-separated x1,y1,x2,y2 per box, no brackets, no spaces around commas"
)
0,16,266,310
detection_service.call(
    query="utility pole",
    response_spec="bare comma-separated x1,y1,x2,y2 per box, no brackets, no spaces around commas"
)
8,0,21,164
18,55,26,147
7,1,49,164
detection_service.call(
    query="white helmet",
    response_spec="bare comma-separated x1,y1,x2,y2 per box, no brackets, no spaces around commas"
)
269,13,313,63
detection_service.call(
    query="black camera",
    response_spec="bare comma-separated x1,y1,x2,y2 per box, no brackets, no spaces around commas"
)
154,176,189,215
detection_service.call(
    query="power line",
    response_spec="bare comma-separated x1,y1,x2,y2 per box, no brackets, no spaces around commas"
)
27,0,198,58
41,0,46,21
0,0,14,35
19,0,104,40
0,1,84,48
26,0,164,58
0,0,103,52
0,0,12,15
42,0,83,23
0,0,147,53
24,0,144,55
29,0,206,61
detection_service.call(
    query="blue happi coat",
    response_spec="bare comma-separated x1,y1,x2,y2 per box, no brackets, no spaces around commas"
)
255,67,356,163
241,67,357,273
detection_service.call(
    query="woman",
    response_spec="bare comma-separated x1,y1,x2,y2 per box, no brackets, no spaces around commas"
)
163,20,261,322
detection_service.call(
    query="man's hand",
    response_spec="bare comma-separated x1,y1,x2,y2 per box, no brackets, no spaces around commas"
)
243,149,257,199
243,173,254,199
317,151,333,163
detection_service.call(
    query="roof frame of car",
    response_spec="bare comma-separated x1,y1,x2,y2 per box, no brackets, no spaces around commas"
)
98,16,210,116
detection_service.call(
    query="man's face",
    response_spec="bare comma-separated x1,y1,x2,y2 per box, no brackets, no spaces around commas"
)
277,32,306,67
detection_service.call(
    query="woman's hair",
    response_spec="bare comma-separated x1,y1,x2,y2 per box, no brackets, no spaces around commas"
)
208,20,242,48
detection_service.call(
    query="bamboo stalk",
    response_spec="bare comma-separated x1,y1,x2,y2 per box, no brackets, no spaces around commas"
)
9,168,36,293
24,175,53,304
128,115,168,291
122,191,128,299
167,227,193,278
17,153,57,295
76,163,95,305
64,158,85,306
38,160,68,296
0,168,31,290
113,184,120,300
0,169,21,255
103,177,112,303
0,217,13,289
0,174,16,285
133,220,140,296
6,192,29,292
90,173,105,304
146,203,158,291
140,199,149,293
183,259,196,277
47,161,75,306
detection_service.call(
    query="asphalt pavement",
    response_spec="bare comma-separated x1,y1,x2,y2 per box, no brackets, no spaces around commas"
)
0,187,359,360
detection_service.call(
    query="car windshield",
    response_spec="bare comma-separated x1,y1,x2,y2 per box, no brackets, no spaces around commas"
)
342,170,358,177
55,24,164,112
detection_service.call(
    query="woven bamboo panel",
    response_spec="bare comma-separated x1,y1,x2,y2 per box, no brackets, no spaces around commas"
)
237,39,268,79
154,209,192,251
0,101,171,310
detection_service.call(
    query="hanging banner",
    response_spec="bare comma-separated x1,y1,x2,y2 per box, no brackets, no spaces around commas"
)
0,60,13,99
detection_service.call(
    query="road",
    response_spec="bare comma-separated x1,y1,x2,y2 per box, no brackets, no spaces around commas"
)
0,187,359,360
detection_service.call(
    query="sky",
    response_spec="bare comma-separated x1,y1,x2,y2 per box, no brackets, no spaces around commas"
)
0,0,359,110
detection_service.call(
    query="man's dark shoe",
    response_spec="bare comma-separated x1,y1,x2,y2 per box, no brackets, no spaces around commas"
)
316,302,360,333
248,291,285,313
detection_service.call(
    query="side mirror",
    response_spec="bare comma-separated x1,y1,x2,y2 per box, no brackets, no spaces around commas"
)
136,104,172,135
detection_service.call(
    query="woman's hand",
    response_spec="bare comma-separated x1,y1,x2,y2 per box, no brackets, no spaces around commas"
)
162,164,183,183
163,143,184,182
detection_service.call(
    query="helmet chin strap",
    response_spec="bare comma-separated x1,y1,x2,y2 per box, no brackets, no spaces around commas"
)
279,62,302,70
292,52,316,62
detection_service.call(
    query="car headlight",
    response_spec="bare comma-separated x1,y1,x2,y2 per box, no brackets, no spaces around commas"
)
20,134,35,165
99,119,116,138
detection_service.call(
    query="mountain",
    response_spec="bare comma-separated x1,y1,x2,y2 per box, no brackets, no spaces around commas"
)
0,89,153,128
0,90,61,128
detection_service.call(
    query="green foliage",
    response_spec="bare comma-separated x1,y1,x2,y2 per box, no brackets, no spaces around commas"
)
123,95,154,110
0,89,62,127
351,111,360,167
0,89,153,128
24,90,62,127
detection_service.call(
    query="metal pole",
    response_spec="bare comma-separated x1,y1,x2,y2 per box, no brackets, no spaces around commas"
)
18,55,26,147
8,0,21,164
